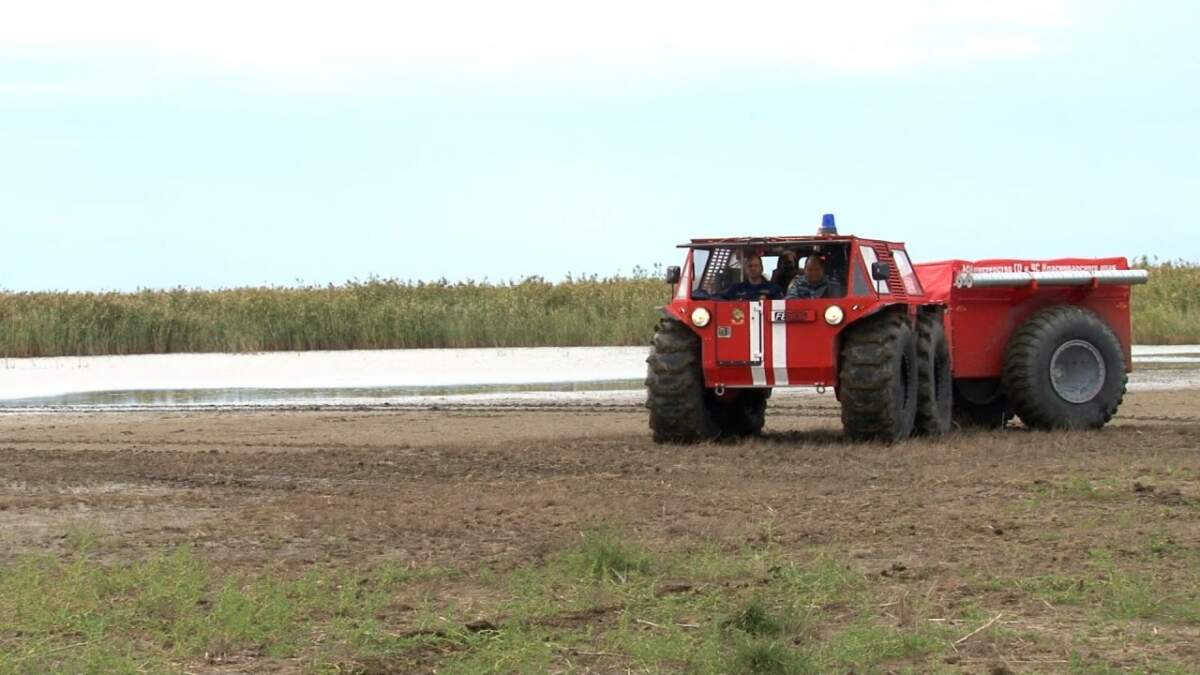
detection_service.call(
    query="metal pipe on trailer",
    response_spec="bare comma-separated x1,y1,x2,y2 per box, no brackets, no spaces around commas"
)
954,269,1150,289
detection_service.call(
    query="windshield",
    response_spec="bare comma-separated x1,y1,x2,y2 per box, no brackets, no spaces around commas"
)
691,244,848,300
690,248,711,293
892,249,924,295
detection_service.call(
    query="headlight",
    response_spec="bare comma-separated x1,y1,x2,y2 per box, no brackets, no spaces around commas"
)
824,305,844,325
691,307,711,327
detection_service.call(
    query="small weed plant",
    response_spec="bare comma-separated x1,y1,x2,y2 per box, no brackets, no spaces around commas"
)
572,529,652,583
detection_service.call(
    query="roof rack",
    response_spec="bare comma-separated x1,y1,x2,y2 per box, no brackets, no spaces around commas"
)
678,235,856,248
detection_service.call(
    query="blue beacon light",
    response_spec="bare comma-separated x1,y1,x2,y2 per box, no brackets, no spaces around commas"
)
819,213,838,236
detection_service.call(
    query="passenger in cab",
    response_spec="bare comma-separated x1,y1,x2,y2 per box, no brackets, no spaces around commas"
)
721,254,783,300
786,254,844,299
771,250,799,291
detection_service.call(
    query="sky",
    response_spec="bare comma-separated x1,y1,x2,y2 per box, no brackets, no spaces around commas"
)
2,0,1198,291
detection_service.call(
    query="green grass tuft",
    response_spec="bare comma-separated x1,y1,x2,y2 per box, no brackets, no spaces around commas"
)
570,529,653,583
731,636,812,675
821,621,946,669
726,597,785,638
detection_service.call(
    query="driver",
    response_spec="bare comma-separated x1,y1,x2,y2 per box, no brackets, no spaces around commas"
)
786,254,844,299
721,254,783,300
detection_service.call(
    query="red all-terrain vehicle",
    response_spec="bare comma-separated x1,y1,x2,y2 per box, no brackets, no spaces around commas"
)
645,216,1148,442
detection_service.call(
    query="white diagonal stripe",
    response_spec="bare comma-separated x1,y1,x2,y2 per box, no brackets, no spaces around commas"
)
750,301,766,386
771,300,789,385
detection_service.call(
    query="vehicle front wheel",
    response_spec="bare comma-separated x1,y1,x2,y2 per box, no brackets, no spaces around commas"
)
915,311,952,435
838,312,919,442
645,318,721,443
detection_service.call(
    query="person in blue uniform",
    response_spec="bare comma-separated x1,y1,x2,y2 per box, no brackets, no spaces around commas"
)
786,254,844,299
721,254,783,300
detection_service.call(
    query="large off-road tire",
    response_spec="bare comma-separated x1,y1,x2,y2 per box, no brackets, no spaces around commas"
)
715,390,768,437
951,379,1010,429
1002,306,1127,430
838,312,919,442
915,311,953,435
645,319,721,443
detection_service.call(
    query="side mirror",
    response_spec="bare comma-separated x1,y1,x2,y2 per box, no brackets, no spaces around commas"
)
665,266,682,284
871,262,891,281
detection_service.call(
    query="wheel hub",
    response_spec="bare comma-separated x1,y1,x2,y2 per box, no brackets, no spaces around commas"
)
1049,339,1105,404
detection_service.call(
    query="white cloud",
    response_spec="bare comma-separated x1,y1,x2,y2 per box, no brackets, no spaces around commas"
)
0,0,1072,77
0,82,70,97
965,34,1044,58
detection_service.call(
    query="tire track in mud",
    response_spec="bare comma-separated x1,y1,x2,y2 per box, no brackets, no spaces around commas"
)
0,437,362,450
2,391,1199,592
132,472,376,492
1118,414,1200,423
0,403,656,414
0,397,843,416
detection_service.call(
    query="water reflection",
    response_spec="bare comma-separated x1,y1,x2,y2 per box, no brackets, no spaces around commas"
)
0,379,646,408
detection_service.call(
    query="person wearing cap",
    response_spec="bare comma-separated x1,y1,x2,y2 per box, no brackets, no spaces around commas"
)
721,254,783,300
786,254,843,299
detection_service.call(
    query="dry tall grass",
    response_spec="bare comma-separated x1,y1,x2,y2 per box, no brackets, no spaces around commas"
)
1131,259,1200,345
0,261,1195,357
0,276,667,357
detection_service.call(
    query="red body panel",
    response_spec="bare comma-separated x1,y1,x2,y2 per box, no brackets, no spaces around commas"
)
666,244,1135,391
915,258,1133,379
713,302,755,366
665,236,920,389
666,297,886,389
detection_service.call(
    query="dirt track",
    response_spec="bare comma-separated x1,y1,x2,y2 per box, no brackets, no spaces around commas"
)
2,391,1198,570
2,390,1199,670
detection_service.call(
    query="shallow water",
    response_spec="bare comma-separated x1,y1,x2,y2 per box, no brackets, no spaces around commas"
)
0,379,646,409
0,345,1196,411
0,346,648,401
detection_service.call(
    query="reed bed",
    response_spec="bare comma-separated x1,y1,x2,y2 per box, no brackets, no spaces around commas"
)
1131,259,1200,345
0,262,1195,357
0,276,668,357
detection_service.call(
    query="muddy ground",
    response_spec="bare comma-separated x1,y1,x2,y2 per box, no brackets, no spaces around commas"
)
1,390,1199,672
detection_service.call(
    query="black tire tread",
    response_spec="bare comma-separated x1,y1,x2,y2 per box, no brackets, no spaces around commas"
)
838,312,919,442
915,311,953,435
645,319,721,443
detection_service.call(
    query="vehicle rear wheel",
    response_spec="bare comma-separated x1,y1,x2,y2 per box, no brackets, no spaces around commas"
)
715,389,768,437
1002,306,1126,430
915,311,952,435
645,318,721,443
839,312,919,442
951,379,1010,429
